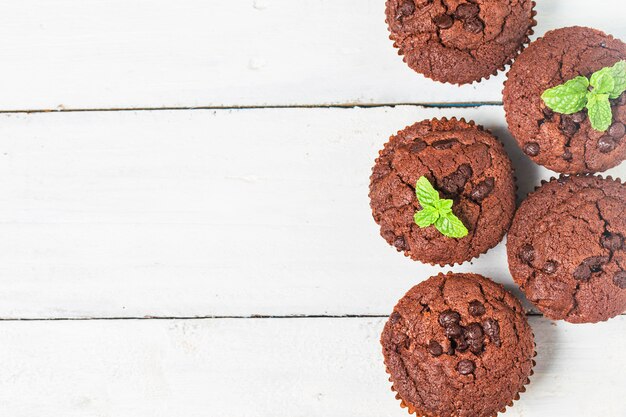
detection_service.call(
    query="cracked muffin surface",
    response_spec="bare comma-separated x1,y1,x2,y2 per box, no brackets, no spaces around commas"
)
507,175,626,323
369,118,516,266
385,0,536,84
381,273,535,417
504,26,626,174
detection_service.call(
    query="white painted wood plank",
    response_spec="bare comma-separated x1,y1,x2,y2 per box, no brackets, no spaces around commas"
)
0,316,622,416
0,1,624,110
0,107,626,318
0,106,624,318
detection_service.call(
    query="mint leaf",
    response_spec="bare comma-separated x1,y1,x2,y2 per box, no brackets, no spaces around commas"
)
435,214,468,239
608,60,626,99
434,199,453,214
541,76,589,114
413,176,468,238
586,93,612,132
414,207,439,227
590,67,615,95
415,176,439,208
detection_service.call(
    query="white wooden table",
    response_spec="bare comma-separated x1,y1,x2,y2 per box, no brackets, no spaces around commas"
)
0,1,624,416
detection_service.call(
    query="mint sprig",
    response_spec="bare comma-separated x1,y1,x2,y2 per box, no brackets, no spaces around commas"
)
413,176,468,239
541,60,626,132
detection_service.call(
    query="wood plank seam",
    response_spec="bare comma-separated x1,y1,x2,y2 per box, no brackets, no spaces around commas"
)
0,103,503,114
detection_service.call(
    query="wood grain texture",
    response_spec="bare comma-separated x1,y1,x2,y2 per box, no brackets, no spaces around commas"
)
0,316,622,416
0,0,624,110
0,106,624,318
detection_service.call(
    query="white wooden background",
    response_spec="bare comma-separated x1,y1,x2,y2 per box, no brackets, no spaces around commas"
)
0,1,624,416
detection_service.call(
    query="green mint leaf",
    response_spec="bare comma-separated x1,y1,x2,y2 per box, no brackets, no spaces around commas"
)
586,92,612,132
415,176,439,208
608,60,626,99
590,67,615,95
435,214,468,239
541,76,589,114
434,198,453,215
414,207,439,228
413,176,467,238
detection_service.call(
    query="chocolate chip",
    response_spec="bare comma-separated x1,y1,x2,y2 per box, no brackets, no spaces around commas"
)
463,17,484,33
432,14,454,29
457,359,475,375
396,0,415,19
601,233,623,251
570,111,587,123
542,107,554,120
573,256,608,281
410,139,427,153
455,3,480,19
390,311,401,324
523,142,540,156
428,340,443,356
470,178,495,202
394,236,407,250
543,261,558,274
573,264,591,281
482,318,501,347
469,339,484,355
455,336,469,352
598,136,617,153
560,117,579,136
562,149,573,161
468,300,486,317
584,256,609,272
438,310,461,327
441,164,473,195
458,164,472,178
613,271,626,289
519,244,535,264
432,138,459,150
464,323,483,340
403,338,411,350
445,323,463,339
609,122,625,139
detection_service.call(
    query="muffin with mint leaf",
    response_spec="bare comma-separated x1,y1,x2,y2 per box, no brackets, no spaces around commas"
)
369,118,516,266
504,26,626,174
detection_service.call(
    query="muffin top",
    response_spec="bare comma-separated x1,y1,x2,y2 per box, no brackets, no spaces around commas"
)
504,26,626,174
381,273,535,417
507,175,626,323
385,0,536,84
369,118,516,265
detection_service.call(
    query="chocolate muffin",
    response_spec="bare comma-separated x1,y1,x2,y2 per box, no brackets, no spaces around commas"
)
381,273,535,417
504,27,626,174
369,118,516,266
385,0,536,84
507,175,626,323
